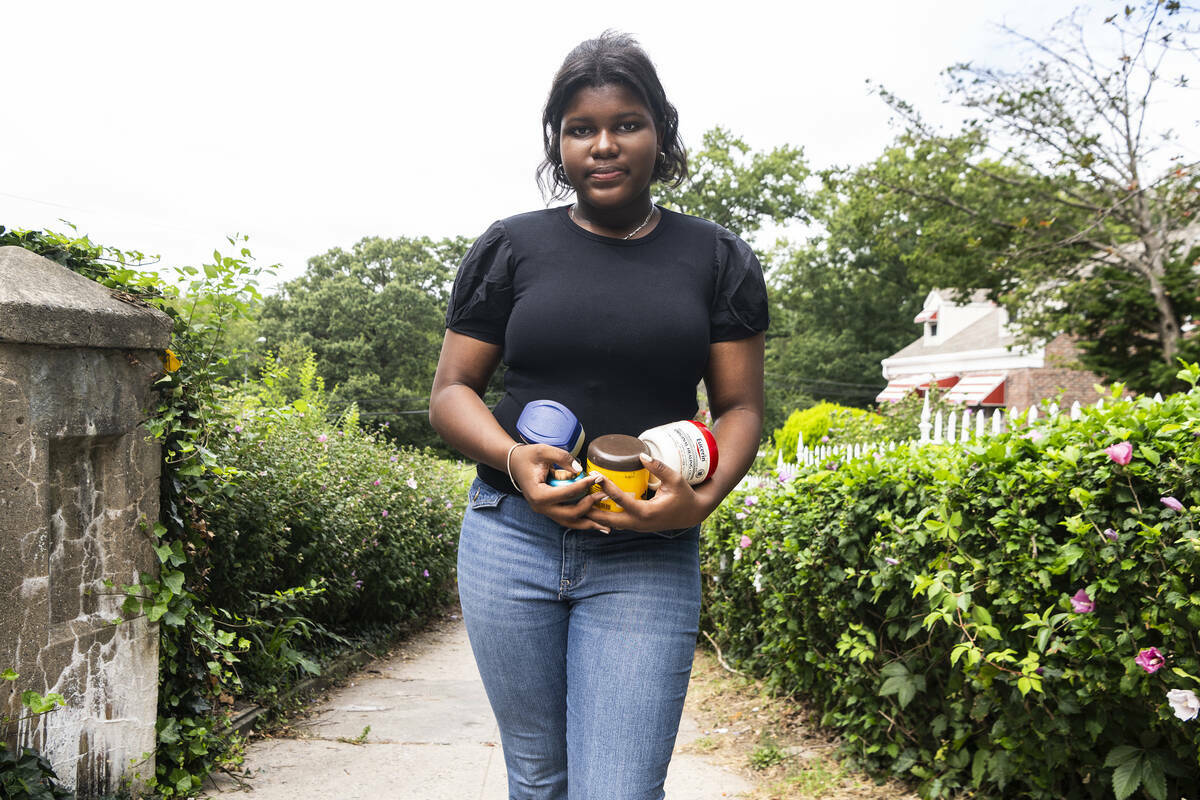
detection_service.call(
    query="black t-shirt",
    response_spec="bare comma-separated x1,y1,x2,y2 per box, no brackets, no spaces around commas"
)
445,204,769,493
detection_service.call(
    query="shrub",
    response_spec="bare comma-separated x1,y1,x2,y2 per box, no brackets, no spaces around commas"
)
773,402,889,461
704,371,1200,799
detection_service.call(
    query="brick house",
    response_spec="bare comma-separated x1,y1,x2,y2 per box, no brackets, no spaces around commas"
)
876,289,1104,409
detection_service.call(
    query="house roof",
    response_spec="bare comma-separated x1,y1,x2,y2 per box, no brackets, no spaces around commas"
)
889,308,1015,360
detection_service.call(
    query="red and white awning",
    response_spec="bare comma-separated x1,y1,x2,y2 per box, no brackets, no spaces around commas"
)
913,308,938,324
877,374,963,403
876,374,930,403
944,372,1006,406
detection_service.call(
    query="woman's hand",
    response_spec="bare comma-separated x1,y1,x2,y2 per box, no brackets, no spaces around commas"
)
509,443,613,534
584,452,718,533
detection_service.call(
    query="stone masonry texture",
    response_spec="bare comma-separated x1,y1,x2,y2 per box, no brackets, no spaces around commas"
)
1,246,171,797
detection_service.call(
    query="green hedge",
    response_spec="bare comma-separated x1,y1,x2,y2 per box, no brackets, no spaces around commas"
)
703,376,1200,799
206,405,463,631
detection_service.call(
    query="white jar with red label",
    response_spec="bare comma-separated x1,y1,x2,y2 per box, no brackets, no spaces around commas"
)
638,420,719,486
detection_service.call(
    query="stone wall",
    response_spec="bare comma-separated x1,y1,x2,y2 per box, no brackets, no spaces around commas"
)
1007,334,1105,409
1,246,172,797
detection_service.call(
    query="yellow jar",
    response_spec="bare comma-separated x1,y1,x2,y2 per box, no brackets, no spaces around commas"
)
586,434,649,513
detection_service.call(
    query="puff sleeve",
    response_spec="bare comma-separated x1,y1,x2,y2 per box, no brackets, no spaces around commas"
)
444,221,514,345
710,228,770,342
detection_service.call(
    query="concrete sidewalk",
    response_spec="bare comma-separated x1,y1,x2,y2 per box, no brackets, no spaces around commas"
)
201,611,751,799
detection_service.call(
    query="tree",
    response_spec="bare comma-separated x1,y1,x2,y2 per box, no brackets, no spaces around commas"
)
657,126,811,239
766,135,1035,416
875,2,1200,384
258,235,470,450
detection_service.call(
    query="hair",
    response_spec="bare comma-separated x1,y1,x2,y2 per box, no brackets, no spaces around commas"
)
537,31,688,202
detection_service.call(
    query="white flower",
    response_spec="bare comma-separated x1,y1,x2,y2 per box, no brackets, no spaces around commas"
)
753,568,764,594
1167,688,1200,721
732,547,742,562
406,477,418,490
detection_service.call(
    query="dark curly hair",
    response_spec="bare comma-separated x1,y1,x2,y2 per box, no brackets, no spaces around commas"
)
537,31,688,201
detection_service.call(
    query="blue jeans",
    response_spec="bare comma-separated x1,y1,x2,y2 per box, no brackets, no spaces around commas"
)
457,478,701,800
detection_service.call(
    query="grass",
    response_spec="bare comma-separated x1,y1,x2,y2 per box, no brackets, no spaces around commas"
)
681,646,918,800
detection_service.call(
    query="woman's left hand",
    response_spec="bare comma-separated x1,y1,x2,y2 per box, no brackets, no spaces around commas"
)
585,452,717,532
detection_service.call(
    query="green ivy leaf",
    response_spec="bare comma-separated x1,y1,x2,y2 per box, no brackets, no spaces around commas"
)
162,571,185,595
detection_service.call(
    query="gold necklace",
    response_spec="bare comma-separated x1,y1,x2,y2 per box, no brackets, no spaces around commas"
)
570,203,656,239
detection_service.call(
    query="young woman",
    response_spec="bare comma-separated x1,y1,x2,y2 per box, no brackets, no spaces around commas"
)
429,31,767,800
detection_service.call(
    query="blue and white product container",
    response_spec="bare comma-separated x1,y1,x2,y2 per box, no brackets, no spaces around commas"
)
516,399,586,459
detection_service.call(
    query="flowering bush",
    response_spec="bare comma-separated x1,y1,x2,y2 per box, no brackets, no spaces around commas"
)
703,369,1200,798
206,366,465,635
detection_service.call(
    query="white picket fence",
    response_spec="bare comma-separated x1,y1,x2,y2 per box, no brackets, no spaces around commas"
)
777,392,1164,472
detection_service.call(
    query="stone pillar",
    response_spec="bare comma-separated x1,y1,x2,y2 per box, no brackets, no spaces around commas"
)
1,246,172,797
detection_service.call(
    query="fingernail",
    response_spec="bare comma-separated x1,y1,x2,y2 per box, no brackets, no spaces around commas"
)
591,472,604,483
599,527,611,535
638,452,652,462
571,460,583,473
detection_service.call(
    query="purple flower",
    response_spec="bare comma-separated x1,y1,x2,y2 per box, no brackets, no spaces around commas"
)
1104,441,1133,465
390,455,398,462
1102,528,1119,542
1070,589,1094,613
739,535,752,549
1136,647,1166,673
354,580,364,590
884,557,900,566
820,435,829,443
744,495,758,506
317,433,328,443
1161,496,1184,512
381,510,388,518
423,569,430,577
233,424,242,433
735,511,747,521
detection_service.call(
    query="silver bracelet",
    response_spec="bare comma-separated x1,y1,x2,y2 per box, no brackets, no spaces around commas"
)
506,442,526,493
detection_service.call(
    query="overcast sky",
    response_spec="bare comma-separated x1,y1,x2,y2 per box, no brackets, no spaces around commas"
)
3,1,1081,289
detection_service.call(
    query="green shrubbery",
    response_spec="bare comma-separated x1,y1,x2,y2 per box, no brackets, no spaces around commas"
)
704,372,1200,799
208,353,463,636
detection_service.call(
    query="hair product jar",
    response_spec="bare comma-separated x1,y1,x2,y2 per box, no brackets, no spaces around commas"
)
586,434,649,512
638,420,718,486
517,399,586,458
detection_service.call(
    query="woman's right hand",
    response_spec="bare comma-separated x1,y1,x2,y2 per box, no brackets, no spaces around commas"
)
509,444,611,533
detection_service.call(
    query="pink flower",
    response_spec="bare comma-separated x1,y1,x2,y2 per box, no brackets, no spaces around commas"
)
885,557,900,566
735,511,747,521
744,495,758,506
1135,647,1166,673
233,425,242,433
739,535,752,548
820,435,829,443
423,569,430,578
381,510,388,518
1104,441,1133,465
1070,589,1094,613
406,477,418,490
354,580,363,590
372,479,381,486
1102,528,1119,541
317,433,328,443
1161,496,1184,512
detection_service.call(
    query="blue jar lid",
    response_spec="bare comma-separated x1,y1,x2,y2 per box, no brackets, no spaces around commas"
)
517,400,585,457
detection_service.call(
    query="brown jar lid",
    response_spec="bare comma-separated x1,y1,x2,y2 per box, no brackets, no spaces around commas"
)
587,434,649,471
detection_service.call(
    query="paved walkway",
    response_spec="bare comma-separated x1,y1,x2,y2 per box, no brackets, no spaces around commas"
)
201,611,752,799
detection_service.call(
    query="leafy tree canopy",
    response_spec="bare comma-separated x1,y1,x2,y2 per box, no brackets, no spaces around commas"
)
258,235,470,451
